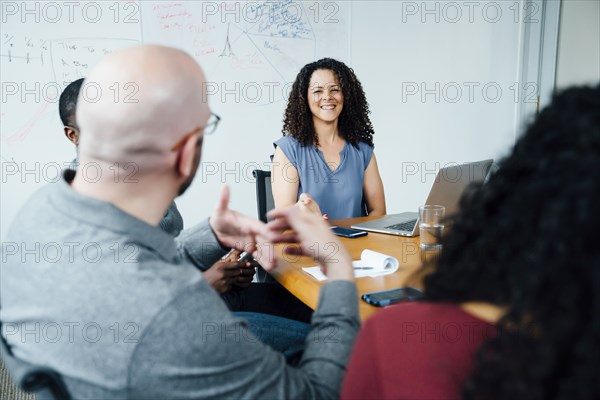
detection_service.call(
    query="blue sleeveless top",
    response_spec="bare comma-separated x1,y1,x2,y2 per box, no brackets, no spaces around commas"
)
274,136,373,220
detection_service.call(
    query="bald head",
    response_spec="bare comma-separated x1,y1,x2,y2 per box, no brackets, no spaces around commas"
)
77,45,210,172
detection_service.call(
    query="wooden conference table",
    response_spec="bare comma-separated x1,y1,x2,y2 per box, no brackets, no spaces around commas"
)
269,215,427,321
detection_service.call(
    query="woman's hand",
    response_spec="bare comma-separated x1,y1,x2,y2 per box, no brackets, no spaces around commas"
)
296,193,323,217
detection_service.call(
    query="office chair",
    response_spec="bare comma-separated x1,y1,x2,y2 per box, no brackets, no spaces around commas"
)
0,324,71,400
252,169,274,223
252,169,277,282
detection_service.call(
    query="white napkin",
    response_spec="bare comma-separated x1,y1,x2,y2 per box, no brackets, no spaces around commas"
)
303,249,399,281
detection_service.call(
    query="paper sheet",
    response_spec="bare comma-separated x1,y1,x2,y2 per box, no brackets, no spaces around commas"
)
303,249,399,281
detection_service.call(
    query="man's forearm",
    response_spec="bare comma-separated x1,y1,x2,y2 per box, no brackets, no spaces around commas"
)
175,219,229,270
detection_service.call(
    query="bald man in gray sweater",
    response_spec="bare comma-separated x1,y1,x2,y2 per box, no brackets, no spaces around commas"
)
1,45,360,399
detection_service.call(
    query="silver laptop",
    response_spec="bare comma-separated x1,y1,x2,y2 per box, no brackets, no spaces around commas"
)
351,159,493,236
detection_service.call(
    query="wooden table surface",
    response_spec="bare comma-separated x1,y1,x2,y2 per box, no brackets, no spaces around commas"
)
269,215,427,321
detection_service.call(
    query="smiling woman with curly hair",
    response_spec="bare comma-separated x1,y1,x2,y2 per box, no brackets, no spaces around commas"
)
342,84,600,400
272,58,386,220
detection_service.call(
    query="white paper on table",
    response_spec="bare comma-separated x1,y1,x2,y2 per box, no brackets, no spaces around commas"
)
302,249,399,281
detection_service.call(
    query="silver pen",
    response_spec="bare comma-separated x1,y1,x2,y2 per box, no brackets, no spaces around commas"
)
221,249,236,260
221,249,254,262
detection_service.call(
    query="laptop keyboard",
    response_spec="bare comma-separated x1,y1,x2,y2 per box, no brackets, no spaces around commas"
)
385,219,418,232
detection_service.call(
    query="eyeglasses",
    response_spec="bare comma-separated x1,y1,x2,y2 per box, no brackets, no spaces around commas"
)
203,113,221,135
171,113,221,151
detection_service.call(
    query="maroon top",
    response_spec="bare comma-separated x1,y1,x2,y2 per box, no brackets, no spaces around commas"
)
341,302,496,400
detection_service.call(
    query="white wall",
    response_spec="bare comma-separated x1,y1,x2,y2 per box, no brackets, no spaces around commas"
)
350,1,526,213
556,0,600,89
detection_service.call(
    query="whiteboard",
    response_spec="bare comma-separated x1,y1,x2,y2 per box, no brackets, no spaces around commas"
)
1,0,541,238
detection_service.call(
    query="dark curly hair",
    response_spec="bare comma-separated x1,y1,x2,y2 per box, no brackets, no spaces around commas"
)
282,58,374,148
424,85,600,400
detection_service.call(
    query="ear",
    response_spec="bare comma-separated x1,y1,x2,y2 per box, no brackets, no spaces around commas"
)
176,133,201,178
64,127,80,145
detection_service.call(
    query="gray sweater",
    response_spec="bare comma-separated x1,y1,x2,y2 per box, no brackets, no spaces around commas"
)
0,173,360,399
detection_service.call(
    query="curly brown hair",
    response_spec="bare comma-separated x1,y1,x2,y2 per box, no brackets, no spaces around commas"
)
282,58,375,148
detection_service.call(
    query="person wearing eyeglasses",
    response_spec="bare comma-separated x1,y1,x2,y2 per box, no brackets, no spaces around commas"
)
56,78,313,356
61,79,181,234
59,79,256,291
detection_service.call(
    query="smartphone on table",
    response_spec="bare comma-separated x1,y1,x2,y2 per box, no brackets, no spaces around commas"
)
330,226,368,238
361,287,425,307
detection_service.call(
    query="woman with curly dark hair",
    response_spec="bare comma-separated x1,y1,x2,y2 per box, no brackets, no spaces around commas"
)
341,84,600,400
272,58,386,219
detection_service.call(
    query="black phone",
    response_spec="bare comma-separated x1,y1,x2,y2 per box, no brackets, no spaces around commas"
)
330,226,368,238
361,287,425,307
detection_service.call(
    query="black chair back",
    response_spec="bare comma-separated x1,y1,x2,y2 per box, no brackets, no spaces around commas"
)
252,169,275,223
0,323,71,400
252,169,277,283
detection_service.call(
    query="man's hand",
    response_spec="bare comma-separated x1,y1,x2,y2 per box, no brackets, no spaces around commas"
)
203,258,255,294
220,249,256,289
209,185,295,269
266,206,354,281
